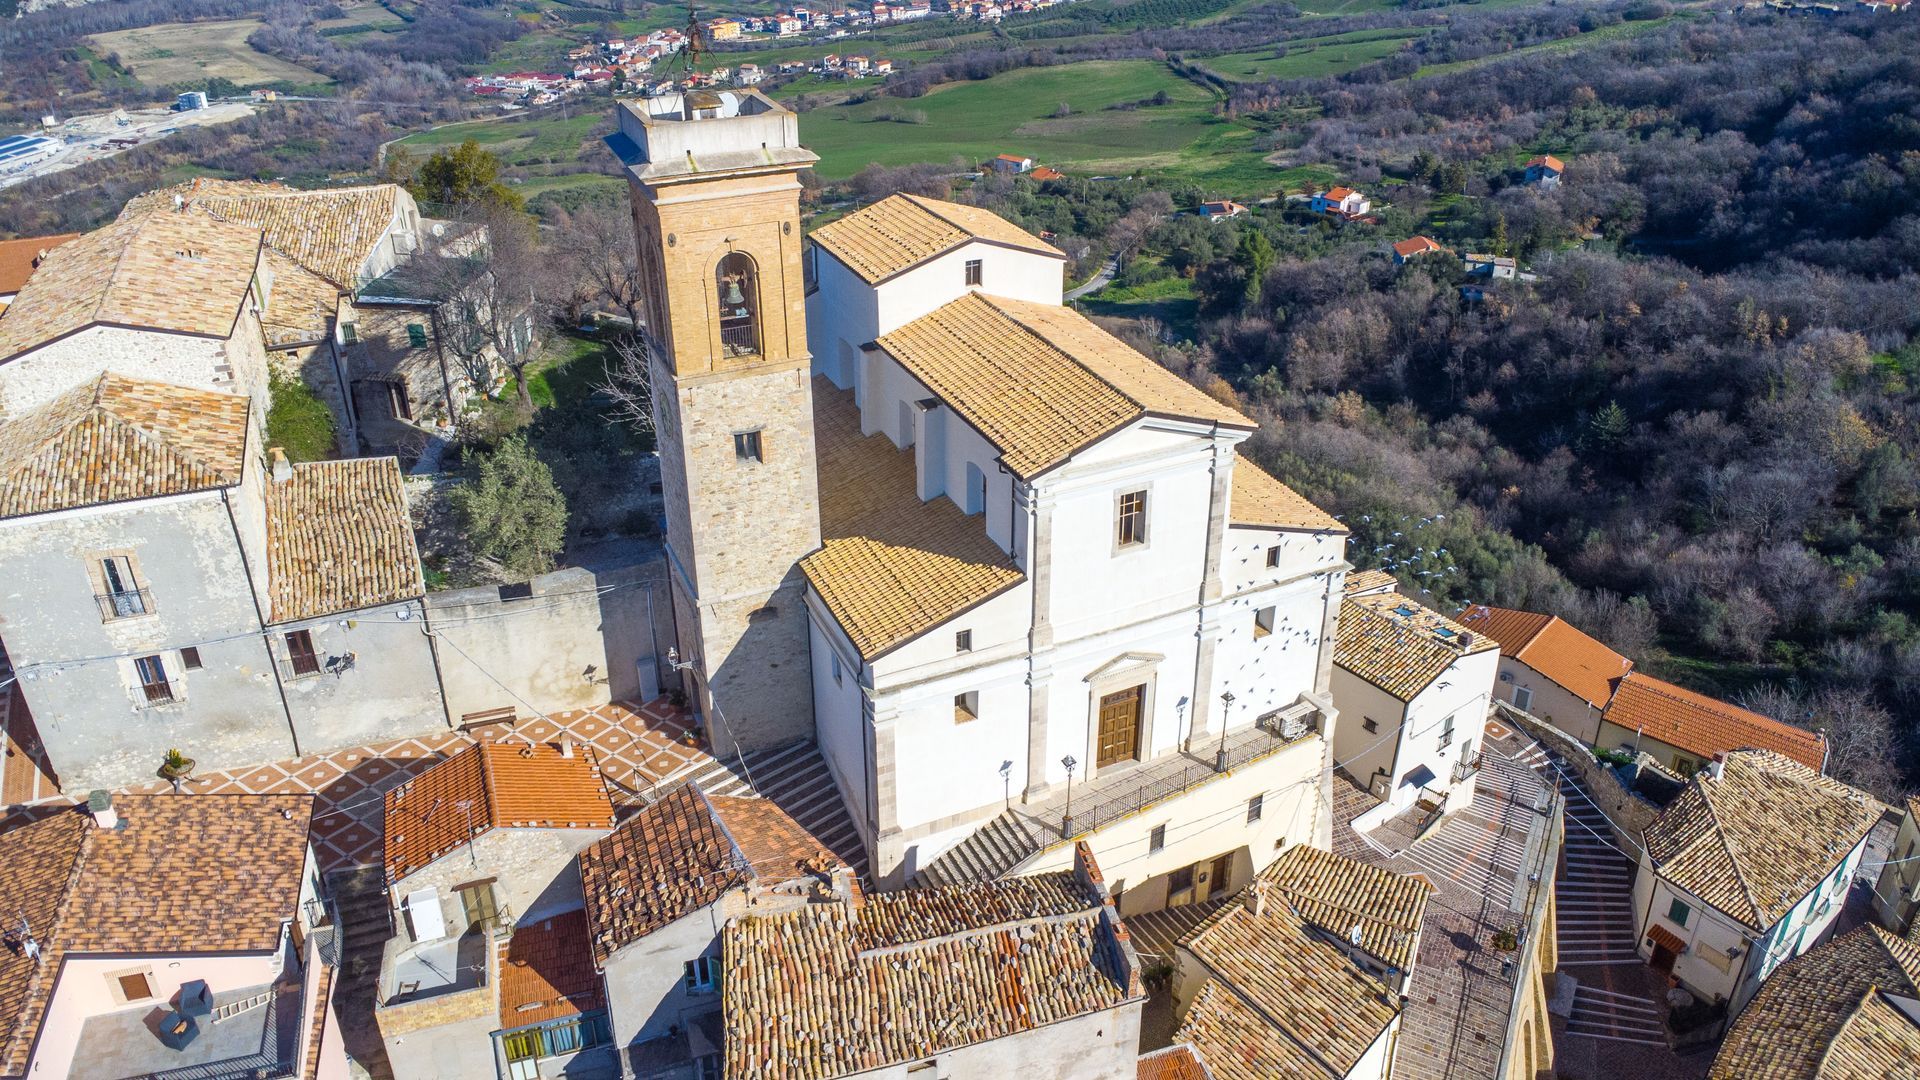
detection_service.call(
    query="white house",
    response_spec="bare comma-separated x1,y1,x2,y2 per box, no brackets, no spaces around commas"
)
1522,155,1564,187
0,794,344,1080
1872,796,1920,936
1310,186,1370,217
1632,749,1883,1016
1331,580,1499,813
803,192,1348,899
1173,844,1429,1080
1458,604,1630,745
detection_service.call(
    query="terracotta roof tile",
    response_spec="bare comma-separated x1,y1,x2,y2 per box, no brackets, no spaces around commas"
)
1392,236,1441,257
1457,605,1630,709
123,179,401,288
1343,569,1398,596
1336,593,1496,701
577,783,838,964
0,234,76,295
0,210,260,360
1644,750,1883,931
876,292,1252,479
0,373,249,519
1258,844,1429,974
802,379,1023,660
721,873,1134,1079
1711,926,1920,1078
1229,458,1344,533
810,192,1062,284
0,795,313,1075
1526,155,1565,173
1177,890,1404,1079
499,908,605,1027
265,457,423,622
1138,1044,1213,1080
261,249,342,348
383,742,616,883
1604,673,1825,770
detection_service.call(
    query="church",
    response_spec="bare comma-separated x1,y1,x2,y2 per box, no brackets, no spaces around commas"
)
606,89,1348,907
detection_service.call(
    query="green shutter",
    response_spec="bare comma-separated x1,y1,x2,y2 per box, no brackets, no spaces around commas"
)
407,323,429,348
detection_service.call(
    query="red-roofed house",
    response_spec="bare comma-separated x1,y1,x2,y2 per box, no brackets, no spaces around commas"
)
1523,155,1564,188
1599,672,1826,776
1200,200,1248,222
1310,186,1370,217
990,152,1034,174
1458,604,1631,743
1029,165,1066,181
1392,235,1442,263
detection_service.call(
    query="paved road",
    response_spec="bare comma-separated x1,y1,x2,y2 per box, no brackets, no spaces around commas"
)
1066,256,1118,300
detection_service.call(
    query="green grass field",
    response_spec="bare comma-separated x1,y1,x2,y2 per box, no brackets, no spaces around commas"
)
1204,28,1422,81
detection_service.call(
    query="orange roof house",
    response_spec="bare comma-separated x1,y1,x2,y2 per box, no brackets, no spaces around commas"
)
1601,672,1826,773
1029,166,1066,181
0,233,76,299
1392,236,1442,260
1525,154,1564,174
1460,604,1630,711
383,740,618,884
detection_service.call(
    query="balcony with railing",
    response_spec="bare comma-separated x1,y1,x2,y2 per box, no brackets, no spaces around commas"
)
138,680,178,708
96,587,153,621
1452,751,1483,785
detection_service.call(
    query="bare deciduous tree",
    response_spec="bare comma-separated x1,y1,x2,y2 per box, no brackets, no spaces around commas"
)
596,334,656,438
405,201,545,413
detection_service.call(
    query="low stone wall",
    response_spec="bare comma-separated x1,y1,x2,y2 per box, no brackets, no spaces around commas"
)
1495,701,1660,852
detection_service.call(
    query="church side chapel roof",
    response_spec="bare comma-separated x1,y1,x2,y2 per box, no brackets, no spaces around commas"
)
803,379,1024,660
808,192,1064,284
1229,457,1346,533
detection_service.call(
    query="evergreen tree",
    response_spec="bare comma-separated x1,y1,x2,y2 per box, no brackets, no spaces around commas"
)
451,435,567,578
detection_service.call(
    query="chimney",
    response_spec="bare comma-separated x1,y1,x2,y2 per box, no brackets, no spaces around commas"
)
86,789,117,830
559,734,576,758
1072,841,1106,898
1706,755,1725,780
1244,878,1269,918
1458,631,1474,648
269,447,292,482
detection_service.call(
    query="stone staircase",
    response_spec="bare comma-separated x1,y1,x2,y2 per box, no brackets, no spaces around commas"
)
666,740,872,880
914,810,1042,887
325,866,398,1080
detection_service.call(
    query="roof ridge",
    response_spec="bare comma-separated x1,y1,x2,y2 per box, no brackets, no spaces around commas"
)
2,815,90,1071
1695,769,1767,928
689,781,754,885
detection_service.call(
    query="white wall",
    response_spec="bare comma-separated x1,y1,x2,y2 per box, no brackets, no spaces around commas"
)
1496,656,1605,745
1332,646,1495,809
0,322,263,419
30,948,286,1079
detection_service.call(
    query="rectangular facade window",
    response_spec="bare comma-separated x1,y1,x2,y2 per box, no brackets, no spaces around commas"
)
180,647,202,670
406,323,429,348
1512,685,1533,713
684,956,718,993
285,629,321,679
1667,898,1691,927
696,1056,723,1080
831,652,843,685
1363,717,1378,734
1115,490,1148,548
134,655,173,706
1247,794,1264,823
97,555,149,620
1266,547,1281,568
954,691,979,723
1438,714,1454,749
341,322,359,344
733,430,763,462
955,629,972,652
1254,607,1276,638
964,259,983,287
1149,824,1166,852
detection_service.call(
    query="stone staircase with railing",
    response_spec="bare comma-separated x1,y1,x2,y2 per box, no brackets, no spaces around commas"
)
915,811,1043,887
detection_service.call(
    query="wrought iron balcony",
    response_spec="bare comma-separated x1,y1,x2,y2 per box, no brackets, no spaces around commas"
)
1452,752,1482,785
96,587,152,621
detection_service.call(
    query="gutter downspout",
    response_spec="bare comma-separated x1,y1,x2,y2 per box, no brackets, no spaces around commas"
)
416,598,457,730
223,476,300,757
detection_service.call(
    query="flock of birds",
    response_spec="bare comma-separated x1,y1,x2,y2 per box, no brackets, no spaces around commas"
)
1334,512,1464,598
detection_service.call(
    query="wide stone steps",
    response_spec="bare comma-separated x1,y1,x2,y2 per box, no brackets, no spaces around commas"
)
673,740,871,879
915,812,1042,887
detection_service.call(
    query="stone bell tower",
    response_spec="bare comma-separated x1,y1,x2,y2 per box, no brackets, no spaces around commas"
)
606,90,820,755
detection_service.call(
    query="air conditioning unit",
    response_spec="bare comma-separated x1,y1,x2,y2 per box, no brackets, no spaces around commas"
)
1499,672,1513,683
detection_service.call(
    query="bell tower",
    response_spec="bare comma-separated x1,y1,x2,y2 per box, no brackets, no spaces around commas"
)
607,90,821,754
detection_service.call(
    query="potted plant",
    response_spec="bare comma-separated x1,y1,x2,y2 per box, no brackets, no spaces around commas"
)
158,748,195,782
1491,927,1519,952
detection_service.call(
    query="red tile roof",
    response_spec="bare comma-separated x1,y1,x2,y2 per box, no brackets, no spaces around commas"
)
383,741,617,883
1393,236,1442,258
499,908,605,1027
1029,166,1066,181
1526,154,1565,173
0,234,76,295
1604,673,1825,770
1138,1043,1213,1079
1324,186,1357,200
1457,604,1631,709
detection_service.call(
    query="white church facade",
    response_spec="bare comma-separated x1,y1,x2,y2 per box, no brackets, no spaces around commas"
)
611,89,1351,907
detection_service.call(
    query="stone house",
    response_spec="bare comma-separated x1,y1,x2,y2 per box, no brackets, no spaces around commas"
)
1331,581,1500,814
0,374,446,791
1632,750,1882,1016
1457,604,1630,744
719,842,1144,1079
1709,925,1920,1076
375,740,620,1080
576,781,841,1077
1172,844,1429,1080
0,793,344,1080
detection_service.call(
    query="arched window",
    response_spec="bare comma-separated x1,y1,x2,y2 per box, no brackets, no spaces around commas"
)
715,252,760,358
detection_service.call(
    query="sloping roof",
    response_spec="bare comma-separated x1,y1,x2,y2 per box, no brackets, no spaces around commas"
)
0,795,313,1076
721,873,1135,1079
498,908,605,1027
1526,155,1565,173
383,741,616,882
260,248,342,348
123,179,401,288
1392,236,1441,257
1260,844,1429,974
1711,925,1920,1079
1138,1044,1213,1080
0,373,249,519
265,457,423,623
1177,893,1403,1079
0,210,261,360
577,782,835,964
1323,186,1357,200
808,192,1063,284
1643,750,1883,931
802,379,1024,660
1457,605,1631,709
1335,592,1496,701
0,234,76,295
876,292,1253,478
1343,569,1398,596
1604,672,1825,770
1229,458,1344,533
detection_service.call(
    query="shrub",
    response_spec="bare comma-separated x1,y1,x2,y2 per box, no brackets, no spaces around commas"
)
266,371,337,462
450,434,568,579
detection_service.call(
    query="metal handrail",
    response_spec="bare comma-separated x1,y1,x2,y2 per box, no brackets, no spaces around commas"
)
95,587,153,620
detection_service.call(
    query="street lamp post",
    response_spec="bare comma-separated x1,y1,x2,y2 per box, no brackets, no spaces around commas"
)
1061,755,1078,838
1217,691,1235,773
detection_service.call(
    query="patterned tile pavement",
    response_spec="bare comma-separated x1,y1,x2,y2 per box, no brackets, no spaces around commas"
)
2,699,780,875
